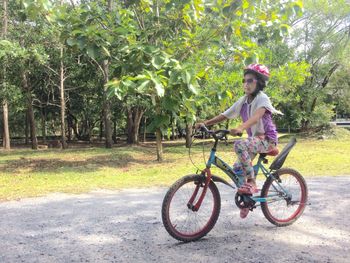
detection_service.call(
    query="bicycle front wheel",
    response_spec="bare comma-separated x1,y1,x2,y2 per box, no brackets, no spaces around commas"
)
162,174,221,242
261,168,308,227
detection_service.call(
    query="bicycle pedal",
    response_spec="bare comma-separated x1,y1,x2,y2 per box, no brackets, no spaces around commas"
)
249,206,256,211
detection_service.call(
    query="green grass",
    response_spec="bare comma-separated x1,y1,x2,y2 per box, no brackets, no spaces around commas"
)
1,136,350,201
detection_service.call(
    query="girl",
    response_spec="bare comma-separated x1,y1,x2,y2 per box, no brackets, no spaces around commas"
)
196,64,282,218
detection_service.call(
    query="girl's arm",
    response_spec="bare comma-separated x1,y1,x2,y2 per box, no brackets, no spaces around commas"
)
204,114,227,126
195,114,227,129
231,108,266,135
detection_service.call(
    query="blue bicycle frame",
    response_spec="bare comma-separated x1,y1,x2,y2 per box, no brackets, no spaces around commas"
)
206,146,288,204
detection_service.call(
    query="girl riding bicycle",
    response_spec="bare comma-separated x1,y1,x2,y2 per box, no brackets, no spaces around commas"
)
196,64,282,218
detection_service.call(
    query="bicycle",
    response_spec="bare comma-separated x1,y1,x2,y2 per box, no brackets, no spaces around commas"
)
161,126,308,242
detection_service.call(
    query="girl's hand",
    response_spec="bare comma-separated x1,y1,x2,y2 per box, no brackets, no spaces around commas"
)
195,122,206,130
230,127,243,136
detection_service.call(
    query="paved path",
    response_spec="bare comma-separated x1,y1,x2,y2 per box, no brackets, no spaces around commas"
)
1,177,349,263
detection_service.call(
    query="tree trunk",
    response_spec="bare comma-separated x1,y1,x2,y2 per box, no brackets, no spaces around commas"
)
22,71,38,150
41,108,47,143
60,46,67,149
177,125,183,138
301,120,310,132
185,121,193,148
67,106,72,142
102,60,113,148
134,109,143,143
126,108,133,144
67,124,72,141
25,110,29,145
107,0,115,10
143,117,147,142
99,0,114,148
1,0,10,150
99,111,104,141
2,101,10,149
171,116,177,140
156,128,163,161
67,112,79,140
112,120,117,144
127,107,144,144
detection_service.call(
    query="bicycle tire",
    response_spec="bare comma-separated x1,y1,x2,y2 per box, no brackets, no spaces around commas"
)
261,168,308,227
162,174,221,242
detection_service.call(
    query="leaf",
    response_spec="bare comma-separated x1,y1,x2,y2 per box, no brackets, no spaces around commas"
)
121,79,135,88
293,1,303,16
146,115,170,132
235,9,243,16
144,45,157,55
66,38,76,47
106,85,116,99
115,27,129,35
280,24,290,35
105,79,123,100
182,70,191,85
162,96,179,111
242,0,249,9
151,55,165,70
226,90,233,99
102,46,111,57
151,94,156,105
188,83,198,94
86,45,100,59
235,27,241,37
136,80,150,92
169,71,180,85
76,37,87,49
152,77,164,97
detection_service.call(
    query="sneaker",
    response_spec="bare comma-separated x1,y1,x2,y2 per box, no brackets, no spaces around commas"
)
240,208,249,219
237,183,258,195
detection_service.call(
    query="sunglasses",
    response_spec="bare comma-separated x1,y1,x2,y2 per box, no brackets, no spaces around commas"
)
242,78,257,84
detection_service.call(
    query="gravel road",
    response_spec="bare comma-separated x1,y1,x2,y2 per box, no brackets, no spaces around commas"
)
1,177,349,263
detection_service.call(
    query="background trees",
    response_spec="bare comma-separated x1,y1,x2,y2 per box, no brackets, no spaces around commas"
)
0,0,349,160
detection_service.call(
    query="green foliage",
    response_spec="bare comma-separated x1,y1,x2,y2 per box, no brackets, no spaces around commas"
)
327,63,350,116
3,0,348,152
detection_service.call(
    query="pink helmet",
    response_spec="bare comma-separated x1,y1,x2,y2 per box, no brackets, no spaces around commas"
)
244,64,270,81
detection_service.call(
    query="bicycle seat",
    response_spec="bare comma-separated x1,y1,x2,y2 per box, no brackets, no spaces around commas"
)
259,148,279,158
266,148,279,156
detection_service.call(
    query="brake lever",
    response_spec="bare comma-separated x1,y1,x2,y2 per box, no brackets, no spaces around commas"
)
217,133,228,144
224,135,228,146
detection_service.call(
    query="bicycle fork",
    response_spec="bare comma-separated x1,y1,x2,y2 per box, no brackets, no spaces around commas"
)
187,168,212,212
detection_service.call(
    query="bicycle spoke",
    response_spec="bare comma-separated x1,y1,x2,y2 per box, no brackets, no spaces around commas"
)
168,180,215,236
261,169,307,225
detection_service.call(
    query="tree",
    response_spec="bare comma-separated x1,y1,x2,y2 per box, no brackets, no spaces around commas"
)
50,1,118,148
288,0,350,130
327,62,350,119
1,0,10,150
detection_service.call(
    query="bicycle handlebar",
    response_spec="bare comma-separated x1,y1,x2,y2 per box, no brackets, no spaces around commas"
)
198,125,242,140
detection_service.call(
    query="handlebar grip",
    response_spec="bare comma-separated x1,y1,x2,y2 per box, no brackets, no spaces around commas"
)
199,124,211,133
236,133,243,137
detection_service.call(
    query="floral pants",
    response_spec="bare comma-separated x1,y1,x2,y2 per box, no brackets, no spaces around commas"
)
233,136,276,179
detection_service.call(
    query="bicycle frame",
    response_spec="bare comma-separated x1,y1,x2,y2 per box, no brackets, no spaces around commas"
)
188,138,287,211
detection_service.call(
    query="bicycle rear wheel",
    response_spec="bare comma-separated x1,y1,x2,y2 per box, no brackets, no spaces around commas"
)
261,168,308,226
162,174,221,242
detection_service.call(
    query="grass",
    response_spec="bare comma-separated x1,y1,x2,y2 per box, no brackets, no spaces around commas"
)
1,135,350,201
